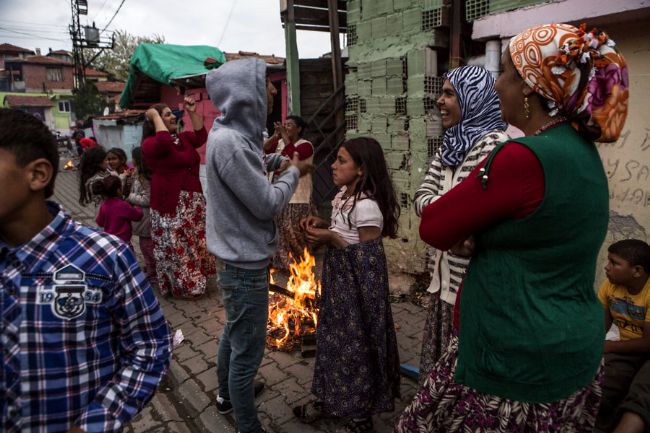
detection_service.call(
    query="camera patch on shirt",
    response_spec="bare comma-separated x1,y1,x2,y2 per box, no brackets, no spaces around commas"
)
37,264,103,320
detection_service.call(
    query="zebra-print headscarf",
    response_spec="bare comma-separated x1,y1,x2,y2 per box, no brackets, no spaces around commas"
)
440,66,507,168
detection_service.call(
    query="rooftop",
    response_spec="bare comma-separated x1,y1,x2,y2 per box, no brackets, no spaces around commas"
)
94,81,126,94
225,51,284,65
85,67,109,77
48,49,72,56
4,95,54,107
4,55,73,66
0,43,35,54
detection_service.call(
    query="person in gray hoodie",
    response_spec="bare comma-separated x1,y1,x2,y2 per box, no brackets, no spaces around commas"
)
205,58,311,433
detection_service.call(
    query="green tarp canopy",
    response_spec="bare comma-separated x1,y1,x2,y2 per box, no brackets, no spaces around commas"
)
119,43,226,108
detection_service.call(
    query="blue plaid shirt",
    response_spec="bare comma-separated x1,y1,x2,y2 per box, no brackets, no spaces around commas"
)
0,202,171,433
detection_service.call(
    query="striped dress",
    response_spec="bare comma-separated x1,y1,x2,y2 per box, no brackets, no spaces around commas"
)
413,130,508,382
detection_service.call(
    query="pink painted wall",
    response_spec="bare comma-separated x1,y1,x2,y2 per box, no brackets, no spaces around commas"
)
158,70,287,164
160,85,218,164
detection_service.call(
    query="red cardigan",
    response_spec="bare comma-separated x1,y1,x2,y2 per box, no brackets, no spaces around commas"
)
142,128,207,216
418,142,545,331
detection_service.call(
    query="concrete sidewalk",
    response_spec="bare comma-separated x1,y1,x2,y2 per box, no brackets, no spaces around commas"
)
53,165,427,433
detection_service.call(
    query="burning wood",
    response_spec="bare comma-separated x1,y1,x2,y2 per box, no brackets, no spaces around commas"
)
63,160,75,170
267,248,320,352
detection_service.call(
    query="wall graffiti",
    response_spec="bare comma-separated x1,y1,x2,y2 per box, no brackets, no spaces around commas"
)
599,127,650,209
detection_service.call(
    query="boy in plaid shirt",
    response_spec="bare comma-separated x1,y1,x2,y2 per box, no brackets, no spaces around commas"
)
0,108,171,433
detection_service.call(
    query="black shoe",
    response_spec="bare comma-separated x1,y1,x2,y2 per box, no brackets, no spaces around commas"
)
292,400,324,423
217,381,266,415
343,417,374,433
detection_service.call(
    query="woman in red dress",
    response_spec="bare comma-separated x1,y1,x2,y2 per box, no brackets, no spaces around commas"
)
142,96,216,298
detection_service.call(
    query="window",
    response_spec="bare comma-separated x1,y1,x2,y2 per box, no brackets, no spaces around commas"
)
58,101,71,112
47,67,63,82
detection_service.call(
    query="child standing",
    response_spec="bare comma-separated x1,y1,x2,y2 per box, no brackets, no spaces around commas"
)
105,147,128,175
95,175,143,246
105,147,133,197
126,147,158,287
296,137,401,433
0,108,171,432
78,146,109,207
596,239,650,433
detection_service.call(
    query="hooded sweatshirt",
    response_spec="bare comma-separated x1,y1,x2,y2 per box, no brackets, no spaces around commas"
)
205,58,299,269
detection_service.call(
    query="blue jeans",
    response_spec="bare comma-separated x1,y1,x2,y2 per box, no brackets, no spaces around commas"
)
217,264,269,433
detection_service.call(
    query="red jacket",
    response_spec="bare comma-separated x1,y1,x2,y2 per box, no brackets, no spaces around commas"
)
142,128,207,215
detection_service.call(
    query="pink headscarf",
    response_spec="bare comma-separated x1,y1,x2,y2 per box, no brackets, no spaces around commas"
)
509,23,628,142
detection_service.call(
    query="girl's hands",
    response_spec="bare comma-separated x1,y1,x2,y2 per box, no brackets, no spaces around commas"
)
183,96,197,113
300,215,327,231
304,225,332,245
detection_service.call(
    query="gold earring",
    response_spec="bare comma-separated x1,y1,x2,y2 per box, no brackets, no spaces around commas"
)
523,96,531,119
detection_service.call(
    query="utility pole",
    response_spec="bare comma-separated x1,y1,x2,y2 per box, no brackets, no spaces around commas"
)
69,0,114,90
69,0,87,89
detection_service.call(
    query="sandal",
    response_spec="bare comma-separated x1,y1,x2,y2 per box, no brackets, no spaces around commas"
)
292,400,324,423
343,417,374,433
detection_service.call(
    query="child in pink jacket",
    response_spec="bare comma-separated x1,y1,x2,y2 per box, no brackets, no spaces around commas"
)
95,175,143,245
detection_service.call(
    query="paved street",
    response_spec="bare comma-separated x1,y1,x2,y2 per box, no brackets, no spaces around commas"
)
53,163,427,433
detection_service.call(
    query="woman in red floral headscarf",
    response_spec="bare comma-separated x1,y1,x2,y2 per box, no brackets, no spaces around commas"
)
394,23,628,433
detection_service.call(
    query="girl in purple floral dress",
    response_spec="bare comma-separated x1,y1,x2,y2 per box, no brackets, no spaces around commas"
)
296,137,401,433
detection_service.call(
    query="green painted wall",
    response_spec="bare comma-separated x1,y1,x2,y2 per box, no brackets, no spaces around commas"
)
466,0,550,21
0,91,73,133
345,0,446,273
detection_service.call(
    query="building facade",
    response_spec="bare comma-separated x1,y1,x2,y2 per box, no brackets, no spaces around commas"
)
469,0,650,285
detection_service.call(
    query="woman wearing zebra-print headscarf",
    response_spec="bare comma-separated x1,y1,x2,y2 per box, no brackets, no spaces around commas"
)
413,65,508,384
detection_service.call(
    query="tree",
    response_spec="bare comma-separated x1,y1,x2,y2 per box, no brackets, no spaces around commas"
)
72,82,105,120
84,30,165,81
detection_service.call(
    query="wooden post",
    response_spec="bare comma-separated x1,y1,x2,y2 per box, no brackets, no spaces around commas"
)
449,0,463,69
283,0,301,116
327,0,344,137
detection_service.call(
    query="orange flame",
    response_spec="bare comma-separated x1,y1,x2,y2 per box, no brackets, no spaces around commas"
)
267,247,320,349
64,160,74,170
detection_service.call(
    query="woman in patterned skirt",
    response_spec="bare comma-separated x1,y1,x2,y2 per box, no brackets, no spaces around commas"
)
396,23,628,432
264,115,314,269
413,66,508,384
142,96,216,298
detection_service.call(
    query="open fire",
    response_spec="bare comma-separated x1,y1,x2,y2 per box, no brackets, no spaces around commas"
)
63,160,75,170
267,247,320,352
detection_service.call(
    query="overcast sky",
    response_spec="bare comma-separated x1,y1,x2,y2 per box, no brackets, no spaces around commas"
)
0,0,333,58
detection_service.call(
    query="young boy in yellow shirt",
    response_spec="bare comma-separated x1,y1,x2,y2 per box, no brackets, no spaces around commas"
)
596,239,650,433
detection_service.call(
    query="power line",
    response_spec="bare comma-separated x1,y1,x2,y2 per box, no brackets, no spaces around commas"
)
217,0,237,47
92,0,111,22
0,24,68,35
0,19,65,27
0,26,70,42
100,0,127,34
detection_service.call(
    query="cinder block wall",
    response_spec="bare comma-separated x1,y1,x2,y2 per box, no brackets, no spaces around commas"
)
345,0,447,273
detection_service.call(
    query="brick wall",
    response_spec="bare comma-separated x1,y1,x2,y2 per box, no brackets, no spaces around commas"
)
23,63,74,92
345,0,447,274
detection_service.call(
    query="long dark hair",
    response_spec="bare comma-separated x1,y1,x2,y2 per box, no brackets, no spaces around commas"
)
92,175,122,199
131,146,151,181
78,146,107,205
340,137,399,238
142,103,169,141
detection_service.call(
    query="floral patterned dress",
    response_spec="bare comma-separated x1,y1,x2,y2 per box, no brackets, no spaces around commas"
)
151,191,216,298
394,336,603,433
312,238,400,418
